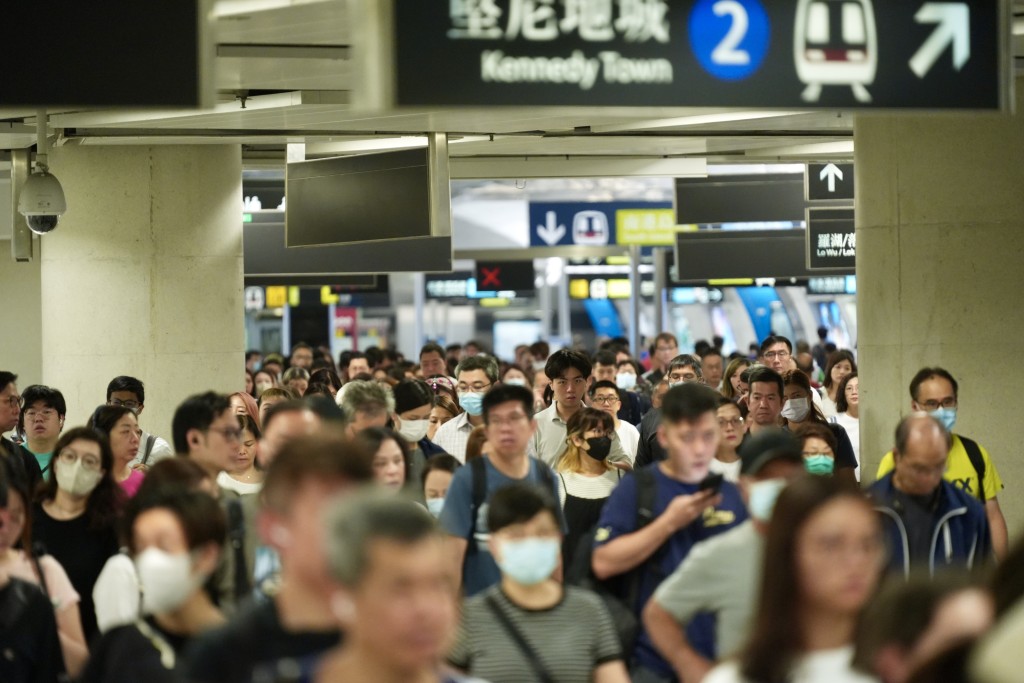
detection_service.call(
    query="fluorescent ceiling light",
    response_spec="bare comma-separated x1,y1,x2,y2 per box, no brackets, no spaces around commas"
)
709,163,806,175
591,111,810,133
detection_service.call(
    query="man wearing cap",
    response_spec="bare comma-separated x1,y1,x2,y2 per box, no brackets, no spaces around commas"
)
643,430,806,683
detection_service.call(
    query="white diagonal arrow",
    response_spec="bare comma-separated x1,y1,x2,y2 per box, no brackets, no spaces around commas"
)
909,2,971,79
819,163,844,193
536,210,566,246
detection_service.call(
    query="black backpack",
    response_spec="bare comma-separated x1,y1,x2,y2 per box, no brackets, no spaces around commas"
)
464,457,556,561
565,465,659,652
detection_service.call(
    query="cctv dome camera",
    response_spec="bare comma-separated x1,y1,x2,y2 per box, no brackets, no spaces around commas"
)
18,170,66,235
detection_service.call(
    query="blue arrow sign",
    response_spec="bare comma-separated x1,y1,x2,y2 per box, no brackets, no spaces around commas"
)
529,202,672,248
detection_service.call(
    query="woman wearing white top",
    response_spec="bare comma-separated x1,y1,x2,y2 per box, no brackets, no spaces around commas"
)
819,351,857,419
831,374,860,480
555,407,623,572
216,415,263,495
710,398,746,483
703,476,884,683
588,380,640,463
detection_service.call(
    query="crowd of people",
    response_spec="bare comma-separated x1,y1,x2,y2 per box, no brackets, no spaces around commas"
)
0,328,1019,683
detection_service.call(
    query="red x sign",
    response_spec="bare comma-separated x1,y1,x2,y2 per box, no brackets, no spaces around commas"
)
480,267,502,288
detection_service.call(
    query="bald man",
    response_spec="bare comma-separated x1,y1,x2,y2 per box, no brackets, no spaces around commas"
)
868,414,992,577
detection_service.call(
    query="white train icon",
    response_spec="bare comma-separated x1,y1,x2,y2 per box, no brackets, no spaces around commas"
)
794,0,878,103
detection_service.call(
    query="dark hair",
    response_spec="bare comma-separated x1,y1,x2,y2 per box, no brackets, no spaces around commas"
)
487,482,559,535
853,574,978,674
40,427,125,530
393,379,434,415
793,422,837,456
653,332,678,349
282,367,311,384
238,413,262,440
90,404,136,437
421,454,461,489
304,383,334,398
836,372,858,413
291,341,313,355
106,376,145,404
124,487,226,556
592,350,617,367
759,335,793,357
904,640,975,683
661,383,720,424
466,425,488,462
262,399,310,432
781,370,828,425
355,426,410,463
419,343,445,360
0,371,17,395
699,347,723,360
894,414,952,456
823,350,858,390
909,367,958,402
741,475,873,682
262,431,375,514
529,341,550,360
18,385,67,433
991,534,1024,617
544,348,592,381
481,385,534,425
137,458,211,496
454,355,499,384
364,347,383,368
246,350,262,361
346,351,368,369
171,392,232,454
747,367,784,398
433,393,463,420
666,354,703,379
309,368,342,392
588,379,622,400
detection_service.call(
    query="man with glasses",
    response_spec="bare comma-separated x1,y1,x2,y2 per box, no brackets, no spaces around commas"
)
0,371,41,492
105,376,173,468
876,367,1008,558
534,349,630,467
433,356,499,463
759,336,825,412
643,333,679,387
590,381,640,462
635,355,704,468
869,414,991,576
16,385,65,477
439,384,563,596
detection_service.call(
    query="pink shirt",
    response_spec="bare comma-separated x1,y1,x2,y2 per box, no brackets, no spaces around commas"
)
2,550,80,611
119,469,145,497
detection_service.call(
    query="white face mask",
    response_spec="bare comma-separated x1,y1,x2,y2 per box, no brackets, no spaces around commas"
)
616,372,637,390
135,548,203,615
397,418,430,443
780,397,810,422
504,377,527,387
54,459,103,497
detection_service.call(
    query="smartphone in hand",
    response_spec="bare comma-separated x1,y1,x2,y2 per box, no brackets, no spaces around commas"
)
698,472,724,496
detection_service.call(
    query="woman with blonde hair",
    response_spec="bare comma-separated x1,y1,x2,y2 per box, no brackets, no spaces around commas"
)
555,407,622,569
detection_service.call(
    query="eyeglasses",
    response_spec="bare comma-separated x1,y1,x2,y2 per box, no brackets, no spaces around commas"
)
208,426,243,442
718,417,744,428
763,351,791,360
667,373,699,383
24,409,58,421
3,395,21,408
456,382,492,393
58,450,102,471
591,395,620,405
487,413,529,428
918,398,957,411
109,398,141,411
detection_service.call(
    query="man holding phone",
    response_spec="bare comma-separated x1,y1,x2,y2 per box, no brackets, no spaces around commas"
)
592,384,748,683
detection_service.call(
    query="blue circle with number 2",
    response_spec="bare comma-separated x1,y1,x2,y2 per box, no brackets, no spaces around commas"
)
688,0,770,81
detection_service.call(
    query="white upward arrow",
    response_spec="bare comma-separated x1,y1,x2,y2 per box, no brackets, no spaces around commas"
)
819,163,844,193
909,2,971,79
536,211,566,246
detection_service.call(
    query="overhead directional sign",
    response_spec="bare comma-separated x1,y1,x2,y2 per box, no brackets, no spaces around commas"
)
529,202,673,247
806,208,856,270
381,0,1004,110
806,163,855,201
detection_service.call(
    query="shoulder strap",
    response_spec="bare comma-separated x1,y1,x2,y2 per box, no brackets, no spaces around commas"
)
534,458,555,492
466,458,488,553
958,436,987,503
142,434,157,465
227,499,252,600
29,544,51,601
634,465,658,529
483,594,556,683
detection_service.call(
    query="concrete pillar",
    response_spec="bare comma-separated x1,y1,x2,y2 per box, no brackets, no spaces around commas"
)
42,146,244,442
0,241,43,385
856,77,1024,537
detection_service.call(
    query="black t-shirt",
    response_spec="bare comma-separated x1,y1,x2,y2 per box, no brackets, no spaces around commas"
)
78,618,184,683
892,487,941,564
0,577,63,683
181,597,342,683
31,504,120,644
1,437,42,493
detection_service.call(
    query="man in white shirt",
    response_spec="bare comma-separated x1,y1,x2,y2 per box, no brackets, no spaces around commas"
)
433,356,499,463
105,376,173,468
589,380,639,463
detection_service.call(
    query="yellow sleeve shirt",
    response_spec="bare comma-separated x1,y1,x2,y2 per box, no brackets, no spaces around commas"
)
877,434,1003,502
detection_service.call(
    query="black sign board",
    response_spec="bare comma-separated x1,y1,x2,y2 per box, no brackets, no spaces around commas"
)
806,208,856,270
807,163,855,201
673,229,853,283
3,3,210,107
675,174,805,225
474,261,536,292
388,0,1004,110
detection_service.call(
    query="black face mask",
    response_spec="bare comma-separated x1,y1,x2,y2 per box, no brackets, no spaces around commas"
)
585,436,612,461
